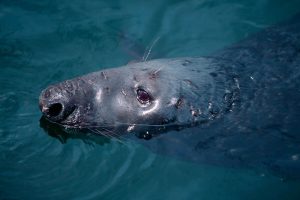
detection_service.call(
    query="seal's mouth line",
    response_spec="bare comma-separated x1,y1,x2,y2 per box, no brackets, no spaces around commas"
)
41,117,174,129
42,116,86,130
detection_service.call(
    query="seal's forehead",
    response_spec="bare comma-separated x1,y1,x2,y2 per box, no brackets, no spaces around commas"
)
126,67,165,84
95,59,182,87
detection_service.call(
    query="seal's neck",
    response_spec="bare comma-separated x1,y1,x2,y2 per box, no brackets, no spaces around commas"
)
174,57,241,127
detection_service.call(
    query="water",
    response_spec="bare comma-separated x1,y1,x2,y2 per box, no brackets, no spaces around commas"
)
1,0,300,199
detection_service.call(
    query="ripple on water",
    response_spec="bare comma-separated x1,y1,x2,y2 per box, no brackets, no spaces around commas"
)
0,92,19,116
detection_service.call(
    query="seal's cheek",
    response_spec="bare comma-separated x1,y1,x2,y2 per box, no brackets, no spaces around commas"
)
110,93,138,123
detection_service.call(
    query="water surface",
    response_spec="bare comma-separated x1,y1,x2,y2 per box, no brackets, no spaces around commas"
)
1,0,300,199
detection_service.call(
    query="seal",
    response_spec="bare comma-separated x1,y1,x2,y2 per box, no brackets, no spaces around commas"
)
39,57,240,139
39,13,300,140
39,14,300,178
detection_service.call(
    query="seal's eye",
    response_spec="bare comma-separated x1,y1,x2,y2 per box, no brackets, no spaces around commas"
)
136,88,152,104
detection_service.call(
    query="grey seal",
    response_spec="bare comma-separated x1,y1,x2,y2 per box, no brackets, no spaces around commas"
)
39,14,300,177
39,14,300,139
39,56,240,139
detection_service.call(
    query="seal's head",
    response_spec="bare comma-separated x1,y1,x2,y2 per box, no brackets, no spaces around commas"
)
39,58,239,138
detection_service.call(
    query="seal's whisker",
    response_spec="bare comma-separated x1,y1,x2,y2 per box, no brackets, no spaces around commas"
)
142,36,161,61
100,127,127,144
87,127,102,136
87,127,113,139
114,122,185,127
102,128,122,138
91,127,126,144
17,113,40,117
80,121,188,129
88,128,112,139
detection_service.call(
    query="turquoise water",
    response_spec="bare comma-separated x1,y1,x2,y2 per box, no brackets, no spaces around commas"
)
1,0,300,199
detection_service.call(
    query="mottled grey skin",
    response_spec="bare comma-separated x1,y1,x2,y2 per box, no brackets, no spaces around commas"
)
39,14,300,178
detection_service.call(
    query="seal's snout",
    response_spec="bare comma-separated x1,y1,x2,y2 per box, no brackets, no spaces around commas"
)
44,103,63,117
39,86,76,123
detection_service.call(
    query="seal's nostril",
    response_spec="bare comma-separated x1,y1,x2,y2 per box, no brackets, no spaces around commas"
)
48,103,63,117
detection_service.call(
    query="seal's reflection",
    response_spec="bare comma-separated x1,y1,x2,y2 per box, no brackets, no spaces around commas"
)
39,116,111,145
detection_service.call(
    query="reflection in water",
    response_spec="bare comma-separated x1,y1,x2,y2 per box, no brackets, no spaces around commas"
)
39,116,111,145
